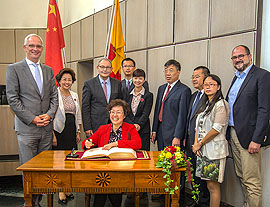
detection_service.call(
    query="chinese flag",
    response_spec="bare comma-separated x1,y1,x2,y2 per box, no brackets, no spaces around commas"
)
45,0,65,82
108,0,125,80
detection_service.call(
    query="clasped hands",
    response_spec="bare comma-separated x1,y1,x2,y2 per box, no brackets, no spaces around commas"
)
32,114,51,127
192,142,203,156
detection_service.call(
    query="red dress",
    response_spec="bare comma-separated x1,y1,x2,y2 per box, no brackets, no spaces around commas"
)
81,122,142,151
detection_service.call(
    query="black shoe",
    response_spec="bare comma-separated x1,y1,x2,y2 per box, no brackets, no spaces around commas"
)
66,193,74,200
58,198,67,205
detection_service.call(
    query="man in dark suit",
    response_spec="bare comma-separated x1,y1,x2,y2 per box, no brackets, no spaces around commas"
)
6,34,58,207
185,66,210,207
120,57,149,102
82,58,122,138
152,59,191,149
226,45,270,207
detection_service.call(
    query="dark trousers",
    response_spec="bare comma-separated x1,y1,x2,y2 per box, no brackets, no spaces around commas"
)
94,194,122,207
186,145,210,207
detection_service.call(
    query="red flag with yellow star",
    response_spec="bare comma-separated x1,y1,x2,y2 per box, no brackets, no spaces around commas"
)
45,0,65,81
108,0,125,80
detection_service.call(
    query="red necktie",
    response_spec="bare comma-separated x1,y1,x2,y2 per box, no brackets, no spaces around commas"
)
103,81,108,102
158,85,171,122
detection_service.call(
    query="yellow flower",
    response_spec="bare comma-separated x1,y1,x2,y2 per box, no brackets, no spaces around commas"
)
165,152,172,159
175,152,182,159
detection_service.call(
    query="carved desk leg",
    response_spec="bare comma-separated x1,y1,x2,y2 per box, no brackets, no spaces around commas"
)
47,194,53,207
165,194,170,207
171,193,179,207
135,192,140,207
85,193,90,207
23,172,33,207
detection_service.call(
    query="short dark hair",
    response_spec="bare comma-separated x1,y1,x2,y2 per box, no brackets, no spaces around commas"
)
194,66,210,77
56,68,76,85
121,58,136,67
233,45,251,55
164,59,181,71
107,99,130,117
133,69,145,79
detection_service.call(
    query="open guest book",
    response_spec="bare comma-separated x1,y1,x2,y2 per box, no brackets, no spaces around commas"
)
81,147,137,159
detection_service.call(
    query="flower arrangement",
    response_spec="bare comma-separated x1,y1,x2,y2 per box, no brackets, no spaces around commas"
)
156,146,199,202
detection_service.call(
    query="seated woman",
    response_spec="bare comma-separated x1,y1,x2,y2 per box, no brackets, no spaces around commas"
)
126,69,153,151
192,74,229,207
81,99,142,207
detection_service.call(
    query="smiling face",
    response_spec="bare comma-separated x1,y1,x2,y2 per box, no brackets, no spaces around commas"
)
97,59,112,80
231,46,252,73
133,76,145,88
164,64,180,84
23,36,43,63
59,73,73,90
109,105,125,127
203,77,220,98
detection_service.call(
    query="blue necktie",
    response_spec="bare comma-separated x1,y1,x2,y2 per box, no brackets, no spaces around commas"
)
33,63,42,94
188,91,202,131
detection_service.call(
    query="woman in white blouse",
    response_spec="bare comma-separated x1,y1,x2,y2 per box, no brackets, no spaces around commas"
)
192,74,229,207
53,68,82,204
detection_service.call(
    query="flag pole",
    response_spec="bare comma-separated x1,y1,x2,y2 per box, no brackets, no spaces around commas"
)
61,48,67,68
104,0,116,57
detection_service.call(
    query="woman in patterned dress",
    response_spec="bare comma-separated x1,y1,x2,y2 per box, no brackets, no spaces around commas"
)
53,68,82,204
192,74,229,207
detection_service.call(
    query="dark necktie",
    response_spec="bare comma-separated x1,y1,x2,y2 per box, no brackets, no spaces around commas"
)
127,81,130,90
188,91,202,131
158,85,171,122
103,81,108,103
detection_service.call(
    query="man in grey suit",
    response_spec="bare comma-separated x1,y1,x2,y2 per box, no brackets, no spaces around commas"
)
82,58,122,138
6,34,58,207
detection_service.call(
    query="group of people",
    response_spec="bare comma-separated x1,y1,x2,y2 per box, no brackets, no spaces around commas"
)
6,33,270,207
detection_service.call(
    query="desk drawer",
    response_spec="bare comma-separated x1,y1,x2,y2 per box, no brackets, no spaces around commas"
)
31,172,71,188
72,172,134,188
135,172,166,188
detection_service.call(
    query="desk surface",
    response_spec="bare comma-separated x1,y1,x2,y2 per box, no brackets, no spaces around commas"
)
17,150,180,172
17,150,184,207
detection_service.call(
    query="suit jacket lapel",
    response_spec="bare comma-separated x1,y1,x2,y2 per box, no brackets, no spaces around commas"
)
188,92,197,118
164,80,180,102
135,93,145,116
22,60,41,96
235,66,255,101
95,76,107,103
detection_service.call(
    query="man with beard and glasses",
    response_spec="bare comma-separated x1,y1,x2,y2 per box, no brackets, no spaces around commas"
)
226,45,270,207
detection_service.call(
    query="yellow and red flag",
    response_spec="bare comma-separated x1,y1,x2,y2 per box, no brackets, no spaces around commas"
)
45,0,65,82
108,0,125,80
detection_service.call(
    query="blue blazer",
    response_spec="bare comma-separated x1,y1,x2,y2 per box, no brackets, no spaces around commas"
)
226,65,270,149
152,80,191,146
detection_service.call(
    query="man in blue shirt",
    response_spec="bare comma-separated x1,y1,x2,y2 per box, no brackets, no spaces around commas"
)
226,45,270,207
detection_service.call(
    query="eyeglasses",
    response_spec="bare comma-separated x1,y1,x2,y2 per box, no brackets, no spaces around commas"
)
27,44,43,49
191,75,201,79
163,69,175,73
231,54,248,61
98,65,112,70
109,111,124,115
204,83,217,88
122,65,134,68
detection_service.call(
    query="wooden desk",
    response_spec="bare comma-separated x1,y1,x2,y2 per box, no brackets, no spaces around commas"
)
17,150,185,207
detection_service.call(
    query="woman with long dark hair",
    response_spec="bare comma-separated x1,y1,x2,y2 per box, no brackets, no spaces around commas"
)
192,74,229,207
